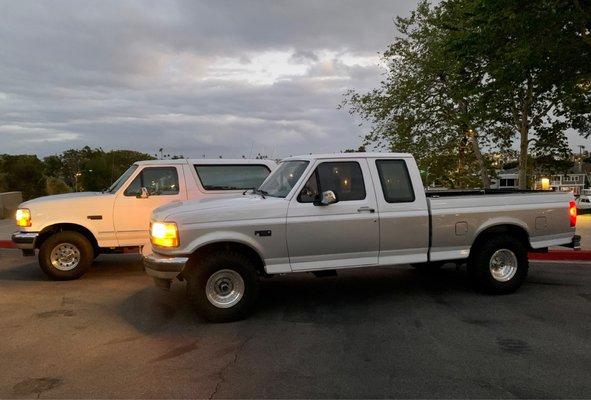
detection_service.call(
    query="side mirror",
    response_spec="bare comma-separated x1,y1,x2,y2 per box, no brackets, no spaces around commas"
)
314,190,338,206
137,187,150,199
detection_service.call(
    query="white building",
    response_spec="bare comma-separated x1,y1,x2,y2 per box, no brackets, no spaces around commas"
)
490,169,519,189
550,174,586,195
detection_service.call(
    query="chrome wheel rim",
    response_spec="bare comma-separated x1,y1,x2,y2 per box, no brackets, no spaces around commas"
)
50,243,81,271
206,269,245,308
489,249,518,282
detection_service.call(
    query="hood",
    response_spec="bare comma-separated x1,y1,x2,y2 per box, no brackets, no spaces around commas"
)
153,194,288,224
21,191,111,208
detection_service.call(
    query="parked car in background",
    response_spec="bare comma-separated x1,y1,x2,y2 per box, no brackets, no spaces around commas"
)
576,195,591,213
12,159,276,280
144,153,579,322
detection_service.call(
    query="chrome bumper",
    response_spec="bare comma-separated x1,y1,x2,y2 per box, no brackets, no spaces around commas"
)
143,252,189,281
11,231,39,250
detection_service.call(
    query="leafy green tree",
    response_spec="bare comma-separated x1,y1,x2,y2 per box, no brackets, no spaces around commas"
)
0,155,45,200
343,1,494,188
439,0,591,188
45,177,72,195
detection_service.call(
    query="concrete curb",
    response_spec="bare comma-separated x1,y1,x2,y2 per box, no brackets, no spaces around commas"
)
1,239,590,261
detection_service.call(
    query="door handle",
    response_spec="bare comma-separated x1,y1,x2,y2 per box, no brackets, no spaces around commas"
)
357,206,375,213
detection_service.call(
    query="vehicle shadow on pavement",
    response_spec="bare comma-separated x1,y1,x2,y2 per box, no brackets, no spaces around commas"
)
116,264,478,333
0,253,144,282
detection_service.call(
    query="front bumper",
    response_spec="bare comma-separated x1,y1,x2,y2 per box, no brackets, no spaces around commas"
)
143,252,189,280
11,231,39,250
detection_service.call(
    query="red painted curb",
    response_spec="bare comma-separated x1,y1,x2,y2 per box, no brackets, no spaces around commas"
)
0,240,15,249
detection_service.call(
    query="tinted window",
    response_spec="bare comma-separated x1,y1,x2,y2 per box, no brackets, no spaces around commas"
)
376,160,415,203
195,165,270,190
124,167,179,196
259,160,309,198
301,161,366,202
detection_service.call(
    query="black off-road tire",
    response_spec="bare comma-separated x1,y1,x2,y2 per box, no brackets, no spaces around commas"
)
411,261,445,273
38,231,94,280
468,235,528,294
185,251,259,323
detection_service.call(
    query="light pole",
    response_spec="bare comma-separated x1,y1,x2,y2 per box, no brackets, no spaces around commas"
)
74,172,82,192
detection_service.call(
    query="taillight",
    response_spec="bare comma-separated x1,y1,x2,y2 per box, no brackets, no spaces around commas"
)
569,200,577,227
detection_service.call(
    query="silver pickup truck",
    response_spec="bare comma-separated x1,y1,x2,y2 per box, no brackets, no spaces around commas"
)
144,153,579,322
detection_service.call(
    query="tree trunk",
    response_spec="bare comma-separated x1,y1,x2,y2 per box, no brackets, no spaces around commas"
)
467,129,490,188
517,77,533,190
518,126,528,189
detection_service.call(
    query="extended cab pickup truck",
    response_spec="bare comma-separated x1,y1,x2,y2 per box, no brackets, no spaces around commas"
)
143,153,579,322
12,158,275,280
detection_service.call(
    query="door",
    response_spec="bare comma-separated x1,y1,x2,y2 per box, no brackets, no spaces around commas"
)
368,158,429,265
286,159,379,271
113,166,186,247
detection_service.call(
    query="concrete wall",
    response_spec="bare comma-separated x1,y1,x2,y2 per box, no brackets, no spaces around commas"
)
0,192,23,219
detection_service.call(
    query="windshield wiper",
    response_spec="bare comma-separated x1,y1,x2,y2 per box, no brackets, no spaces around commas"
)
243,188,268,198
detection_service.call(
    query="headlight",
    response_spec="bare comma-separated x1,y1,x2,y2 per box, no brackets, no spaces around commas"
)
150,222,179,248
15,208,31,227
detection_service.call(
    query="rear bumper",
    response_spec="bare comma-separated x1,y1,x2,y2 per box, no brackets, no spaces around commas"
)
560,234,581,251
11,231,38,250
143,252,189,280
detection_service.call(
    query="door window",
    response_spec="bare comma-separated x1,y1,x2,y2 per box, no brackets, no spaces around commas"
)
298,161,366,202
124,167,179,196
194,164,270,190
375,160,415,203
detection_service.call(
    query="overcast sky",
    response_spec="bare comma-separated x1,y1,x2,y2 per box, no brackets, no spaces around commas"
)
0,0,424,159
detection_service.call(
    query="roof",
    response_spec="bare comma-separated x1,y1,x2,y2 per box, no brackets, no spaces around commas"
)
282,152,413,161
134,158,276,166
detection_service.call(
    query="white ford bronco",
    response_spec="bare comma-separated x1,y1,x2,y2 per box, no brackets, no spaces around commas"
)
12,158,275,279
144,153,579,322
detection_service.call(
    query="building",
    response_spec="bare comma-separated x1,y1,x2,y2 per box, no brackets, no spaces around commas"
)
490,168,519,189
549,174,587,195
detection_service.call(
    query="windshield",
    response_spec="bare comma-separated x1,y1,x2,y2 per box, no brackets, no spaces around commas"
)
258,160,309,198
107,165,138,193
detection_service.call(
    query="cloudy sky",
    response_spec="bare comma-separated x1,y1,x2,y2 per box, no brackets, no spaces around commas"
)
0,0,424,159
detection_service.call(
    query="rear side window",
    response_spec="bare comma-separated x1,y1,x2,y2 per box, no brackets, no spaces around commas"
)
299,161,366,202
376,160,415,203
194,164,271,191
124,167,179,196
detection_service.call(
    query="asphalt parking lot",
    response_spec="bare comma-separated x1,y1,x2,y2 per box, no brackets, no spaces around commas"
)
1,250,590,399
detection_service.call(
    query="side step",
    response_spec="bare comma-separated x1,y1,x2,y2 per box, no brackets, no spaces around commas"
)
312,270,338,278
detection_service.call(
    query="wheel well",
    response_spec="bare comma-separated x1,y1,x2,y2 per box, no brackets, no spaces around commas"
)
188,241,267,276
36,223,99,254
471,224,531,255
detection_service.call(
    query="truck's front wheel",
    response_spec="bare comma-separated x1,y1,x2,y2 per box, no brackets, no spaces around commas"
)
186,252,259,322
468,236,528,294
38,231,94,280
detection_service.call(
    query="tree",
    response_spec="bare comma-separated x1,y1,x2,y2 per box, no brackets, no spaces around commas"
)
45,177,72,195
344,0,591,189
342,1,495,188
0,155,45,200
439,0,591,188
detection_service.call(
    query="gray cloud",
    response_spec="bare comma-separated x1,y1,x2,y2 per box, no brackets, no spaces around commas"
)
0,0,419,158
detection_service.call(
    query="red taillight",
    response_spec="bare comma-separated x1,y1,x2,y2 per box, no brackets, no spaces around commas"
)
569,200,577,227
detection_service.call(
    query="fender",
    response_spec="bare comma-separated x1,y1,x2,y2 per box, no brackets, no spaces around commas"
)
186,230,266,261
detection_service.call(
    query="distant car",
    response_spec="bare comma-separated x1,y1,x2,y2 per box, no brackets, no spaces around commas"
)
11,158,276,280
576,195,591,213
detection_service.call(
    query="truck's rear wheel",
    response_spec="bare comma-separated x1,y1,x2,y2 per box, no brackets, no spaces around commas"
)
468,236,528,294
38,231,93,280
186,251,259,322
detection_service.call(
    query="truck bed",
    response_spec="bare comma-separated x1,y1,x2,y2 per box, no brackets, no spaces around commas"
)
426,190,575,262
